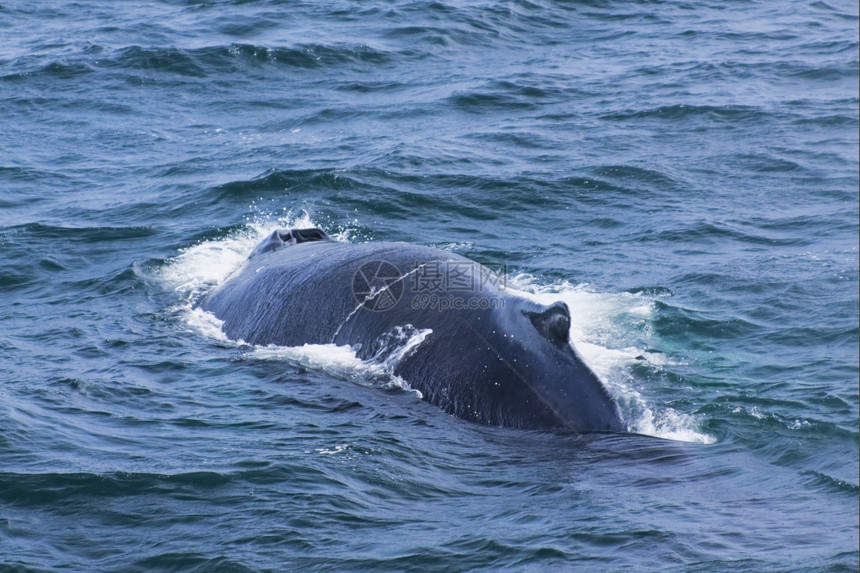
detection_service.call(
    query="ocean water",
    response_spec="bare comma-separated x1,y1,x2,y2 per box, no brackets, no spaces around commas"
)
1,0,858,571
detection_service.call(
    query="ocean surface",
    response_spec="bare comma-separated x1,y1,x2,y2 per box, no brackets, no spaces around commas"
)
1,1,858,571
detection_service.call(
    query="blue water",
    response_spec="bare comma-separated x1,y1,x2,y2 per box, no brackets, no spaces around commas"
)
1,1,858,570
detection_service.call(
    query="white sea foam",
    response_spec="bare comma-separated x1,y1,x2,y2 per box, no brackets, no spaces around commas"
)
183,306,230,342
158,211,320,340
158,210,320,299
508,274,715,444
315,444,349,455
249,334,427,398
159,231,254,298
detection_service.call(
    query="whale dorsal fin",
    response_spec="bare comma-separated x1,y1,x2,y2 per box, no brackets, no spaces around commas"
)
523,302,571,347
249,227,330,258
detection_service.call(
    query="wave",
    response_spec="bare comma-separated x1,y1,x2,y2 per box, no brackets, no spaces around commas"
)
7,223,157,242
638,220,817,248
600,104,772,123
0,57,92,82
586,164,684,189
801,470,860,496
2,41,397,83
210,168,371,201
0,224,157,294
0,470,231,505
103,43,393,75
448,91,539,113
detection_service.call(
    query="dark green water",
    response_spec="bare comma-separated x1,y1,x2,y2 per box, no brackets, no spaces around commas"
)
1,1,857,571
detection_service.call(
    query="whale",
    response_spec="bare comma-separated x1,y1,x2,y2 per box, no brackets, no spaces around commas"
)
201,228,625,433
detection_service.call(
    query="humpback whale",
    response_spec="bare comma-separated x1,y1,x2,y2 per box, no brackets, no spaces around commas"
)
201,228,624,433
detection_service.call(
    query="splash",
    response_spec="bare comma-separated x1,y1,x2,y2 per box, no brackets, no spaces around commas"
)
157,209,321,300
249,327,430,398
509,274,715,444
158,210,325,336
